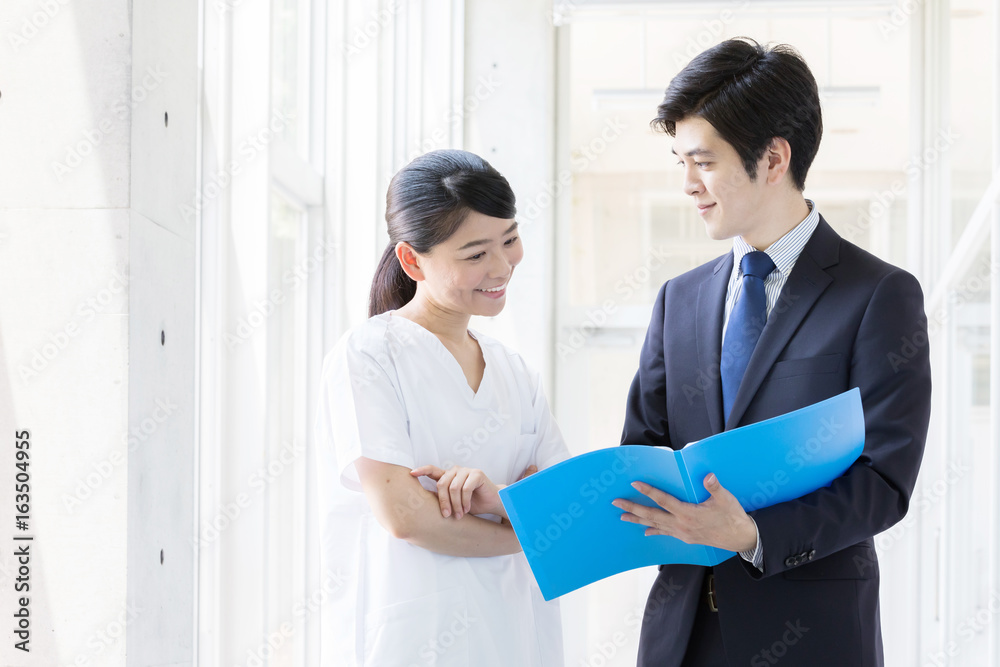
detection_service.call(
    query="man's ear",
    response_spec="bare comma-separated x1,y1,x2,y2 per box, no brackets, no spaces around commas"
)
395,242,425,282
765,137,793,186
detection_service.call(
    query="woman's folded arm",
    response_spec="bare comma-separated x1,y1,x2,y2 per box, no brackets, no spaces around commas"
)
355,456,522,557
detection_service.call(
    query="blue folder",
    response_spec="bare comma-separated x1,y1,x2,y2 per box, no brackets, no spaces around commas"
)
499,388,865,600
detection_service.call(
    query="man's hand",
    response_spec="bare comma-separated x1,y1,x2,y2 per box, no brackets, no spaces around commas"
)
611,473,757,553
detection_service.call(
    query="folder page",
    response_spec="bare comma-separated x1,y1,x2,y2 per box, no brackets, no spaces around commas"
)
499,388,865,600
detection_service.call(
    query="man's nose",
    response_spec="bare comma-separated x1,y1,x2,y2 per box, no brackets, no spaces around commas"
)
683,166,703,196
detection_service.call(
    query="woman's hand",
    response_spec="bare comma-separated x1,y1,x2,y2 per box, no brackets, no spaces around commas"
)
410,465,506,520
517,465,538,481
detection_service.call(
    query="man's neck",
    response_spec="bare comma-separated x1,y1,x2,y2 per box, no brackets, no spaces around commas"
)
742,197,811,251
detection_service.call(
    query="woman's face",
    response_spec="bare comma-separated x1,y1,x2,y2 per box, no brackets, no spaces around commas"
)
407,211,522,318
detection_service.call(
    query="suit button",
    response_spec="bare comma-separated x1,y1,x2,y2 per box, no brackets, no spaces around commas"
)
784,557,795,568
808,550,816,560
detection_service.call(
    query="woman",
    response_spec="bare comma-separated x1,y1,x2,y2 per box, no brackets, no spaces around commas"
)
316,149,569,665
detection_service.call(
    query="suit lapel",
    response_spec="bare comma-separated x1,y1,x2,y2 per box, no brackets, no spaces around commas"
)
724,217,841,430
696,253,733,434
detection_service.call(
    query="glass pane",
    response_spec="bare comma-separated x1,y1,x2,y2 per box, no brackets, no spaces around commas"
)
266,190,307,666
563,9,912,311
950,0,994,249
941,3,995,659
271,0,306,154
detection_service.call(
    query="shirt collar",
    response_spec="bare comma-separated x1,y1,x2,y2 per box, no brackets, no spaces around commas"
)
732,199,820,277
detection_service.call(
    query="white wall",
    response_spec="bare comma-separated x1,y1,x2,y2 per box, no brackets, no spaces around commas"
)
0,0,132,664
0,1,199,665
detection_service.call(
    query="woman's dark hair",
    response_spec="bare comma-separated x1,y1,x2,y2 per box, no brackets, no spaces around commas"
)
368,149,517,317
652,37,822,191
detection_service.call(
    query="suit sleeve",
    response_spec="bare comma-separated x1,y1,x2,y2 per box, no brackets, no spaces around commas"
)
621,281,673,449
745,268,932,578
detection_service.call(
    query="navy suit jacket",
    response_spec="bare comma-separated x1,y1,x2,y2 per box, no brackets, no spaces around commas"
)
622,217,931,666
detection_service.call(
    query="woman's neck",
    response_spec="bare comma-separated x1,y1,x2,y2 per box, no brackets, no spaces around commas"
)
394,292,472,347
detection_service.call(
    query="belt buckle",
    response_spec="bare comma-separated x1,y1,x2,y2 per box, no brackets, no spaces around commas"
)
707,573,718,612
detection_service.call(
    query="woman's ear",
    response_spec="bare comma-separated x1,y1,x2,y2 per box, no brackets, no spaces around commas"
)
395,242,425,282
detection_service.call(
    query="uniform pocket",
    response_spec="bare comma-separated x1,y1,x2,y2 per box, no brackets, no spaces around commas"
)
506,433,539,485
364,587,470,665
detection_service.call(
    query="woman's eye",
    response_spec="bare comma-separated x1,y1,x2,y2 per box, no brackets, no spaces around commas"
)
504,236,519,246
468,252,485,261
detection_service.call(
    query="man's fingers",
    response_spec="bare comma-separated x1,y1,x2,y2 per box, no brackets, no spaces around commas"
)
613,499,672,528
633,481,684,512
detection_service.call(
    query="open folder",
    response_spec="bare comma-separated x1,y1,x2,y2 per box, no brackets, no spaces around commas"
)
499,388,865,600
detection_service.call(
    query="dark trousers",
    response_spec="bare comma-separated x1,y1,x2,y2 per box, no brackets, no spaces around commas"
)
680,568,729,666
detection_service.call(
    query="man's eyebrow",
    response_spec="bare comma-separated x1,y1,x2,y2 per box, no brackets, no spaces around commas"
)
456,222,519,251
670,147,717,158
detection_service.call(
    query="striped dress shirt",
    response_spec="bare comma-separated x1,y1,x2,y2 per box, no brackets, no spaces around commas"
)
722,199,821,570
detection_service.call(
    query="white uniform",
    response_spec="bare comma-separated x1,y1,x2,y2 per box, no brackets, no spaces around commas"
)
315,311,569,666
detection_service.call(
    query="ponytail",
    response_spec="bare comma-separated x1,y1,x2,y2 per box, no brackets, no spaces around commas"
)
368,242,416,317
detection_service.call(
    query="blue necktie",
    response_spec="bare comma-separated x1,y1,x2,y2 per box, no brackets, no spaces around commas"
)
721,251,776,422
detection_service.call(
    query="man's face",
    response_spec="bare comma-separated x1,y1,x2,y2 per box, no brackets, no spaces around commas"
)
672,116,769,243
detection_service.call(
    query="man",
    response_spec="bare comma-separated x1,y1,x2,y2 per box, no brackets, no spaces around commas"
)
613,38,931,666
